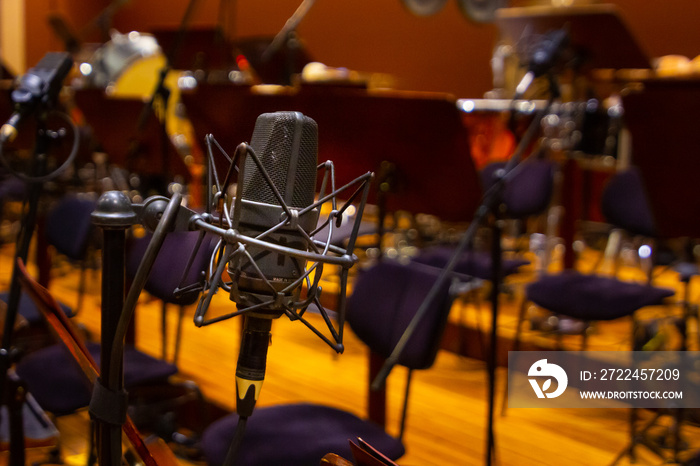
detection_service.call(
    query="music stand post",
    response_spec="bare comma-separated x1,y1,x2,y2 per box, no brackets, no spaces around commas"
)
90,192,136,466
90,191,187,466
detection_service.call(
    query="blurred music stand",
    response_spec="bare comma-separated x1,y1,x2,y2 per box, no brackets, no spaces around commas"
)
496,4,650,70
236,36,314,85
73,88,190,193
150,27,236,73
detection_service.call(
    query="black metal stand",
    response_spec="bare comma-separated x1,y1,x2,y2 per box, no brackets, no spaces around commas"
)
0,120,51,466
486,209,503,466
91,191,184,465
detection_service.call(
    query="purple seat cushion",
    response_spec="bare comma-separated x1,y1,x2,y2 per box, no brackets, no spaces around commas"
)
201,404,404,466
526,271,675,321
601,167,656,238
16,342,177,416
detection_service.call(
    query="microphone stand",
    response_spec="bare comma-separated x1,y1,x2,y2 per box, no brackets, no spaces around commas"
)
371,79,558,466
261,0,316,85
0,113,59,466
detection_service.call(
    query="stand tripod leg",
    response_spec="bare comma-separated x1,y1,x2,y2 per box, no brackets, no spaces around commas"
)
6,376,26,466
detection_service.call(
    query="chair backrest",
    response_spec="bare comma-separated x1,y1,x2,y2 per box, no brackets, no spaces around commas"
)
600,166,656,238
15,258,178,466
126,231,214,306
346,259,454,371
480,159,556,219
45,196,98,260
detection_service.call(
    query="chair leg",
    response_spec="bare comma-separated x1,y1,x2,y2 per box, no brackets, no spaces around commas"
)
398,368,413,442
512,297,529,353
470,289,487,359
76,261,87,314
161,302,168,361
173,305,185,366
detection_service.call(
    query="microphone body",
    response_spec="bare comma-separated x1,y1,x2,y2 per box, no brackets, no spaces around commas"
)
230,111,319,312
1,52,73,143
231,111,319,416
514,29,569,99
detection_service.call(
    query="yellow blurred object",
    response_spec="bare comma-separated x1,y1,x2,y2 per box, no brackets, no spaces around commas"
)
104,48,204,178
654,54,693,77
301,61,395,90
109,53,187,142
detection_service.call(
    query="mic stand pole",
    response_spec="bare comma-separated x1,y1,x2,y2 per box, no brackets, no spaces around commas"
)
0,116,52,466
371,91,555,466
261,0,316,85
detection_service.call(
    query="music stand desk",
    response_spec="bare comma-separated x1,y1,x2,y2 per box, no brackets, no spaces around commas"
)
496,4,650,70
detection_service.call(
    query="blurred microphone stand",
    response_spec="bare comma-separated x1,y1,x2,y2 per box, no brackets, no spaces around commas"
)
371,73,561,466
0,52,77,466
0,114,51,466
261,0,316,85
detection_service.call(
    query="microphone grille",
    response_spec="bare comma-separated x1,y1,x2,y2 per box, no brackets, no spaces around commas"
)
243,111,318,208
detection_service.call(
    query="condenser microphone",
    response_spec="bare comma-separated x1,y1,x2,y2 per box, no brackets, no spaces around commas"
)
230,111,319,418
0,52,73,143
514,28,569,99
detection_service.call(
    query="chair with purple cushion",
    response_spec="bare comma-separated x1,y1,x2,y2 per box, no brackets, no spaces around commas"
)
126,230,215,365
199,258,456,466
0,195,97,348
413,158,557,282
14,318,178,464
411,158,556,354
14,231,214,462
513,166,675,351
43,195,99,312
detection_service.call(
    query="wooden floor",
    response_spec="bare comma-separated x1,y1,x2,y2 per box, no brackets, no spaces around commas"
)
2,242,700,466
